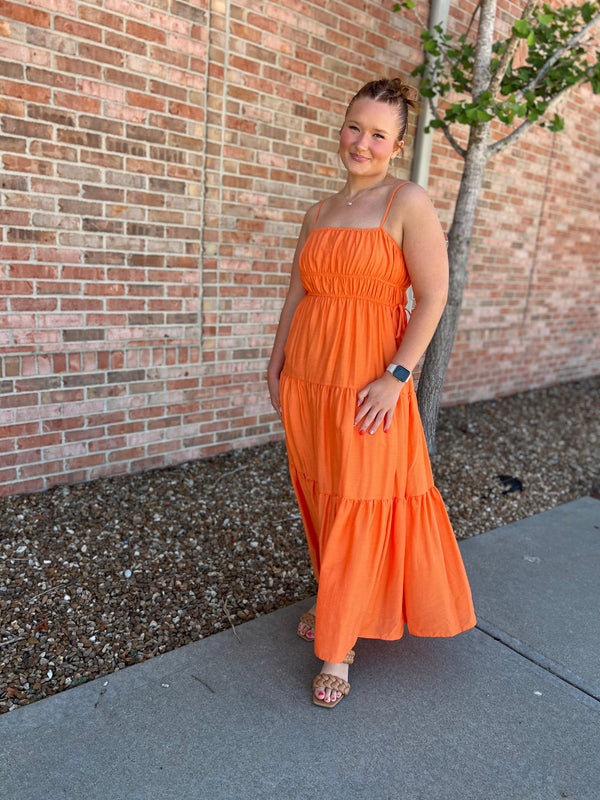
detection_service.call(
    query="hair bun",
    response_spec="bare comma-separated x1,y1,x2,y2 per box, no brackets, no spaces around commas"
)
387,78,418,108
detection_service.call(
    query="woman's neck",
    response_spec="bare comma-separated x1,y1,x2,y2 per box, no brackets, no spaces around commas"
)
342,174,392,204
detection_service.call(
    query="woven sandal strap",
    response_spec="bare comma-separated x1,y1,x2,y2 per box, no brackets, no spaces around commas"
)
299,612,316,627
344,649,355,665
312,673,351,696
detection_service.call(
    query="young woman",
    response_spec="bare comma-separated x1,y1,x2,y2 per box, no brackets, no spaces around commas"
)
267,78,476,709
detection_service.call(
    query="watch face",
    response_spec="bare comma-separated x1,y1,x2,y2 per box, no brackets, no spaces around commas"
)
393,365,410,382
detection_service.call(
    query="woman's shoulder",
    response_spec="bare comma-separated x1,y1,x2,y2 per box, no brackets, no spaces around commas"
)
388,178,427,202
386,179,436,221
301,194,337,230
383,180,441,246
304,198,324,221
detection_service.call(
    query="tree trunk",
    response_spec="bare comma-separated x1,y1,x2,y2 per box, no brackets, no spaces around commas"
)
416,0,498,453
417,131,491,451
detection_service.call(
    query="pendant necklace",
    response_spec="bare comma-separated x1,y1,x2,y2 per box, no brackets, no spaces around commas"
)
344,178,388,206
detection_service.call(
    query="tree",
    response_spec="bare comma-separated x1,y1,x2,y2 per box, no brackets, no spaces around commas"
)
394,0,600,452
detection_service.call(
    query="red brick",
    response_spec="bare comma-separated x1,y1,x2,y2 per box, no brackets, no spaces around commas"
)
54,91,101,114
0,1,51,27
104,31,148,56
125,20,167,45
78,5,124,31
55,16,102,42
78,43,125,67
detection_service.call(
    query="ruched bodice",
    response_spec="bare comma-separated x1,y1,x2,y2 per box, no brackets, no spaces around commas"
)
279,188,476,663
301,226,410,303
284,227,410,391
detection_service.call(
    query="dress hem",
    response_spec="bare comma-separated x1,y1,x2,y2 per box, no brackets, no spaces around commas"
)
314,616,478,663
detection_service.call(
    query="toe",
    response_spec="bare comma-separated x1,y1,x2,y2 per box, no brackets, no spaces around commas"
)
298,622,315,639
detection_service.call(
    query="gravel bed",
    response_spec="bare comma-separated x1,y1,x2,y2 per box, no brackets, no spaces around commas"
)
1,377,598,714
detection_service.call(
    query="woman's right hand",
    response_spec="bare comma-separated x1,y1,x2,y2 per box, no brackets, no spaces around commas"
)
267,368,282,419
265,205,314,424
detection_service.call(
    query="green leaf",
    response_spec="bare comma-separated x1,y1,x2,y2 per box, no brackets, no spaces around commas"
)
428,119,445,129
476,109,493,121
537,13,553,25
526,31,535,47
581,2,595,23
513,19,530,37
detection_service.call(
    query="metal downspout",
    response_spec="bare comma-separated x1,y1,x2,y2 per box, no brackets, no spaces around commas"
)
410,0,451,189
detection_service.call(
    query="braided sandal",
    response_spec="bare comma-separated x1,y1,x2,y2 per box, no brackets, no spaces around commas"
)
297,611,316,642
312,650,355,709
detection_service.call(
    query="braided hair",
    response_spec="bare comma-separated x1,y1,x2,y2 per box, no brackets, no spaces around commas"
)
346,78,417,142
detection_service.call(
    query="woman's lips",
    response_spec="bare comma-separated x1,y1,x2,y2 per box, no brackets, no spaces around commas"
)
350,153,369,162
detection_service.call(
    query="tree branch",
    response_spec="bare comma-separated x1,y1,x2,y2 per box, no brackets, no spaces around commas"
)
517,10,600,100
465,0,483,41
488,81,574,155
488,0,538,99
429,96,467,158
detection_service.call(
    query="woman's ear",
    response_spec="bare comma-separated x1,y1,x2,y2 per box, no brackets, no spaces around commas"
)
392,139,404,160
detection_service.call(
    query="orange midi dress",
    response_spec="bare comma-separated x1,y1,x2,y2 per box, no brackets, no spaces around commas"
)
279,187,476,664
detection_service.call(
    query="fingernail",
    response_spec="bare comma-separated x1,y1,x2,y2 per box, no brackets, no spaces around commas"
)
359,430,365,436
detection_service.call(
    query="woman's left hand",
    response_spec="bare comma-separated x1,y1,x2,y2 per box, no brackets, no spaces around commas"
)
355,372,405,435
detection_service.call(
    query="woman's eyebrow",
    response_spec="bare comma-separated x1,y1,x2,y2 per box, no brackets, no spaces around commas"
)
346,118,391,134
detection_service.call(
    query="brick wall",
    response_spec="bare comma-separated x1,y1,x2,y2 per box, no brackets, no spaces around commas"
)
431,86,600,403
1,0,598,496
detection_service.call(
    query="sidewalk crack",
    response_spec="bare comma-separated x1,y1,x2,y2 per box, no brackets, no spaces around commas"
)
475,617,600,704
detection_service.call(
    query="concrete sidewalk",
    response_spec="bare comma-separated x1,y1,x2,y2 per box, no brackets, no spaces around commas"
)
1,497,599,800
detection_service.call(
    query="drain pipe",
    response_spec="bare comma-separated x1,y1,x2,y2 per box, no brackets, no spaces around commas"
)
410,0,451,189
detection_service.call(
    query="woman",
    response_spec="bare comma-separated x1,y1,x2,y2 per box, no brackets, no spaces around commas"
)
267,78,476,709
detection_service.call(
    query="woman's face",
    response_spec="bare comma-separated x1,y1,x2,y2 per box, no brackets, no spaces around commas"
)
339,97,403,177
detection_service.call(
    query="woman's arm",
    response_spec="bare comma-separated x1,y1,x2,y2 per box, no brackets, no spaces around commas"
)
355,184,448,434
266,211,314,418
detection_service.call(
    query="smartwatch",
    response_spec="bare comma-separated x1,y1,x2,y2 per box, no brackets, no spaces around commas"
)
386,363,411,383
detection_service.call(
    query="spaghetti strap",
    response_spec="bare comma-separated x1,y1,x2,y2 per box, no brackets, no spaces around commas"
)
380,181,410,227
313,200,325,228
